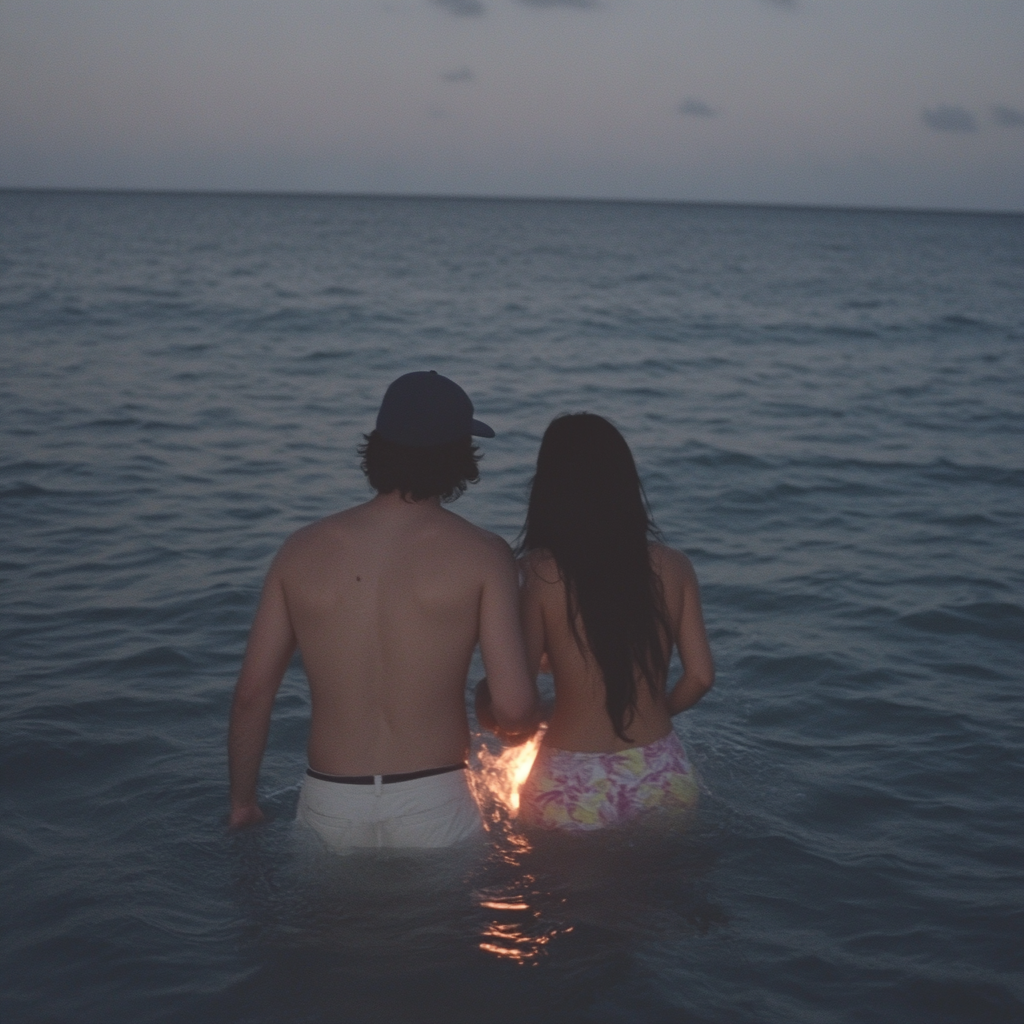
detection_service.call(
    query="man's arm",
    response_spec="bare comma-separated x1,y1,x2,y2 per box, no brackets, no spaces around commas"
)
476,539,540,739
228,559,297,829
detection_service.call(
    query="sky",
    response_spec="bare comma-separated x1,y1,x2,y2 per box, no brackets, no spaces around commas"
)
1,0,1022,211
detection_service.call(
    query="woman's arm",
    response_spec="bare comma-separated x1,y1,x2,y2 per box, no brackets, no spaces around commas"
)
664,551,715,716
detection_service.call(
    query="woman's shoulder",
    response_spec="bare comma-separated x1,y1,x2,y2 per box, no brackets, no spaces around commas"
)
518,548,561,586
649,543,698,585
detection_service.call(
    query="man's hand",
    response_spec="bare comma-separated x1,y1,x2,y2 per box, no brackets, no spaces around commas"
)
476,677,540,746
228,803,266,830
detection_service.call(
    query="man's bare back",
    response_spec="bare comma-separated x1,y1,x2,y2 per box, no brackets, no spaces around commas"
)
276,492,529,775
228,371,538,838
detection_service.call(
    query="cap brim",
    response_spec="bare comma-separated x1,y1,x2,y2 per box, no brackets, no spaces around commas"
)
471,418,495,439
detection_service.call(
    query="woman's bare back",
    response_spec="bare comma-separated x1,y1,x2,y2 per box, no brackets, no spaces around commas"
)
521,544,714,753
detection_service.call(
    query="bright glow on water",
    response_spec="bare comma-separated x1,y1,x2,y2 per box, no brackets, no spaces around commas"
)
470,724,546,819
1,190,1022,1023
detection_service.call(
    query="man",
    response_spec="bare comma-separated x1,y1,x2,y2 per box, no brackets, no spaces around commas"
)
228,371,539,849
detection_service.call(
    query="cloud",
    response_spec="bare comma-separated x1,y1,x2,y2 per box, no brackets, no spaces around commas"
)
921,105,978,133
761,0,799,10
991,104,1024,128
441,67,473,82
516,0,599,8
430,0,485,17
678,98,717,118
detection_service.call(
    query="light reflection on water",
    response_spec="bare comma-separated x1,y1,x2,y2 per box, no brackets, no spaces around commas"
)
227,802,722,1021
269,728,707,978
466,726,577,964
476,886,573,966
463,725,718,968
468,724,547,822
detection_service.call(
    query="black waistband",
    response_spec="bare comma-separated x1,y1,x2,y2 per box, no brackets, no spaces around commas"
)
305,762,467,785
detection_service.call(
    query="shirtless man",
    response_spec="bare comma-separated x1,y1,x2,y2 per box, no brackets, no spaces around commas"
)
228,371,539,848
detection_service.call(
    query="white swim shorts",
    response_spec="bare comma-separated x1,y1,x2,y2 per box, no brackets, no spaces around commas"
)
296,763,483,850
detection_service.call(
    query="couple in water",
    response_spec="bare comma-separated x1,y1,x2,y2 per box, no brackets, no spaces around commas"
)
229,371,713,848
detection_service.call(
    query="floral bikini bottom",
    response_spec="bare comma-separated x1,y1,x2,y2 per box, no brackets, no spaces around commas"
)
519,731,699,831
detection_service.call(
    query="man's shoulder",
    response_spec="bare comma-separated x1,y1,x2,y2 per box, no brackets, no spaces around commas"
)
272,501,512,573
272,506,363,563
436,509,514,561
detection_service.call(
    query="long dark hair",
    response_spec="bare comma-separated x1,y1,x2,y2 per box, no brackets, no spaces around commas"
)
520,414,670,741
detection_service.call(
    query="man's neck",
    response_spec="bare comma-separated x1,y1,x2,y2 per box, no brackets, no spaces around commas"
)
370,490,443,513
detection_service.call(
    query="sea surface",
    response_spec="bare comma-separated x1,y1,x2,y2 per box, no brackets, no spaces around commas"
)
1,190,1022,1023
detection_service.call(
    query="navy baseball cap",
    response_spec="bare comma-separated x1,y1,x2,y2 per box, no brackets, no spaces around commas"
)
375,371,495,447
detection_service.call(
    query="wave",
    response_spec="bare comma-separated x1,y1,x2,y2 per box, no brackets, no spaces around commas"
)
0,482,50,500
898,602,1024,644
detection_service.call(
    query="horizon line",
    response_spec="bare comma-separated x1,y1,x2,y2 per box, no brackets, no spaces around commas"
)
1,184,1021,218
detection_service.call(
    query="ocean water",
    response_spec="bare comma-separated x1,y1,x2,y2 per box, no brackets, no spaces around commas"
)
1,190,1022,1023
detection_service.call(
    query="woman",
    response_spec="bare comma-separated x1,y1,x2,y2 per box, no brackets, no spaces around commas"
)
515,413,714,831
